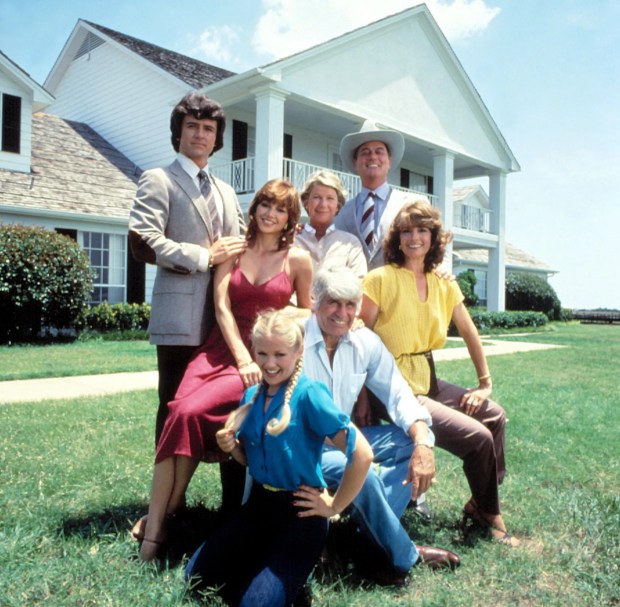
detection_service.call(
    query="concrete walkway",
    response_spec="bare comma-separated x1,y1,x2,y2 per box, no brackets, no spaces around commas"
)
0,337,562,405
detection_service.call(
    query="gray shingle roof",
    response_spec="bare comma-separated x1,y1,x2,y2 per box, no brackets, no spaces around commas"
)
84,21,236,89
0,113,141,219
455,243,556,273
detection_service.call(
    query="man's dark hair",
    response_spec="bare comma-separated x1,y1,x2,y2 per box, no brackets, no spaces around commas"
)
170,92,226,154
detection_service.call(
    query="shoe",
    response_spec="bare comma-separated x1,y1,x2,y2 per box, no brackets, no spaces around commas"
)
410,499,433,522
130,515,147,542
462,502,520,547
415,545,461,570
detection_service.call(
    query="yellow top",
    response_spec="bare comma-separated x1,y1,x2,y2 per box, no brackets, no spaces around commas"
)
362,264,463,395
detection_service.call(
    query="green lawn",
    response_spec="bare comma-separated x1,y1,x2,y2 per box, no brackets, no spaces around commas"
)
0,339,156,381
0,323,618,606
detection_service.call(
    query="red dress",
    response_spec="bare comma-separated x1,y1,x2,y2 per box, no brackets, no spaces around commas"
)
155,264,294,463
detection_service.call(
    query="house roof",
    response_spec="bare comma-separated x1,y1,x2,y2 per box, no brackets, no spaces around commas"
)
0,113,141,220
0,50,54,111
83,21,236,89
454,243,557,274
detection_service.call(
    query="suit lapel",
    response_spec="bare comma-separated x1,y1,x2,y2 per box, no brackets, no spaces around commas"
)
169,160,214,240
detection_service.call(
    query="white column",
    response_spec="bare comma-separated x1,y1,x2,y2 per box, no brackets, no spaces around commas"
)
432,151,455,270
253,86,288,189
487,171,507,311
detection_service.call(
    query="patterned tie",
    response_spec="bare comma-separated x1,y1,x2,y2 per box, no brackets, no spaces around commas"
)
198,170,222,240
361,191,376,249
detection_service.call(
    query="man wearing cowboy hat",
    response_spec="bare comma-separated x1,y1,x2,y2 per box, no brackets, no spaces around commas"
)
335,119,429,270
335,119,434,522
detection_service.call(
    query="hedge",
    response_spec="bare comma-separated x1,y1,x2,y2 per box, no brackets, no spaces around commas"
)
448,309,548,335
78,302,151,333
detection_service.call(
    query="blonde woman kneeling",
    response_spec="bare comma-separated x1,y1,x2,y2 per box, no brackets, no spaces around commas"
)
184,309,373,606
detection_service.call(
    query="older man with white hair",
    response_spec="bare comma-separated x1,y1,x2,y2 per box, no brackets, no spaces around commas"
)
301,268,460,585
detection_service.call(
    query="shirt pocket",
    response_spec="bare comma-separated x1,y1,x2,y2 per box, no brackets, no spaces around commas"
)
347,373,367,403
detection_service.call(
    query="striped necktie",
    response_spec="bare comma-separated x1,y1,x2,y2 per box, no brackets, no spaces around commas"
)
361,191,376,248
198,170,222,240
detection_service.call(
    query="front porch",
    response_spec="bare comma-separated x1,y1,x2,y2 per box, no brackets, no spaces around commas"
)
211,157,491,233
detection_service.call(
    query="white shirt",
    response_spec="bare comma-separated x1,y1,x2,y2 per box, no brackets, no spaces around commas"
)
294,224,368,279
303,315,431,434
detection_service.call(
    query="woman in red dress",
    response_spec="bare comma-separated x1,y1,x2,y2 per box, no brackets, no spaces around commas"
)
137,179,312,560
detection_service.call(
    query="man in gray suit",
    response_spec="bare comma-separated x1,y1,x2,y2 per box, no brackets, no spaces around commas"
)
129,92,246,448
334,119,429,270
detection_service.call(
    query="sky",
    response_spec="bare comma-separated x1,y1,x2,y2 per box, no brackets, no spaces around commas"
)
1,0,619,309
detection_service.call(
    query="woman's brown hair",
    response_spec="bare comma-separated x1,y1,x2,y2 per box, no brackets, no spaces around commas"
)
246,179,301,250
383,200,453,273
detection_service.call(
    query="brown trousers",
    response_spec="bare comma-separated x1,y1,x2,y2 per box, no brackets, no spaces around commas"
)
418,379,506,515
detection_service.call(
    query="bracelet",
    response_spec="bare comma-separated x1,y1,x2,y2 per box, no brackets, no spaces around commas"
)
478,373,492,382
414,440,434,450
238,361,253,369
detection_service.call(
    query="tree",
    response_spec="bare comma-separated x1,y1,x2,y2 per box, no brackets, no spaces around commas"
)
505,272,562,320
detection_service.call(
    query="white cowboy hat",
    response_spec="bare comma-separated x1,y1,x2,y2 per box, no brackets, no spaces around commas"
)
339,119,405,175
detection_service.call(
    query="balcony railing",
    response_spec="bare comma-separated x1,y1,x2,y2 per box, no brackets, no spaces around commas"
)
456,203,491,233
213,156,468,216
211,157,255,194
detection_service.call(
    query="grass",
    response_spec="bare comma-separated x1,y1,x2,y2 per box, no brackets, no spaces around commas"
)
0,339,156,381
0,323,619,606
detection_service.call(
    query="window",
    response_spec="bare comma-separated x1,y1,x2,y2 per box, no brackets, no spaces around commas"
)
79,231,126,304
473,270,487,307
400,169,430,194
2,94,21,153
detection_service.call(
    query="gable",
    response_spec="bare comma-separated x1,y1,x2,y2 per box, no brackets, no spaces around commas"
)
261,7,516,174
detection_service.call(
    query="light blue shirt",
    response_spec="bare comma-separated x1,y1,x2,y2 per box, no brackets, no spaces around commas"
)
357,182,392,228
303,315,432,434
238,374,355,491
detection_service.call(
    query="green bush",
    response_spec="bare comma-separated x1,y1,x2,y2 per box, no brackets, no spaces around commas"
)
505,272,562,320
456,270,479,307
448,309,548,335
78,302,150,333
0,224,94,343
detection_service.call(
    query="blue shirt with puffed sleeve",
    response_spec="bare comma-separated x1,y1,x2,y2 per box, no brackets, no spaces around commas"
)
238,373,356,491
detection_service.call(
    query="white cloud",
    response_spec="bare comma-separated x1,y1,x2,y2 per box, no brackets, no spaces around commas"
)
190,25,241,65
252,0,500,60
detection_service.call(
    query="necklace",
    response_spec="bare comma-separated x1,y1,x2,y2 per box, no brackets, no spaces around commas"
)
325,345,338,352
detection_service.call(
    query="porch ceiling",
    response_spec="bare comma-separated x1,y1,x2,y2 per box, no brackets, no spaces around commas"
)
228,95,490,179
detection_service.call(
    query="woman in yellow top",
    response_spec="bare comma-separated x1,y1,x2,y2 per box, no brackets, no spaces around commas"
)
359,200,519,546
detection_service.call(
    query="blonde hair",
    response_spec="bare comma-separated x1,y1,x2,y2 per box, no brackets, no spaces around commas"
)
300,170,348,212
225,309,304,436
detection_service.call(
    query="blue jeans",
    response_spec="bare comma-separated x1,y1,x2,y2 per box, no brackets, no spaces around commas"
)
322,424,421,572
185,483,327,606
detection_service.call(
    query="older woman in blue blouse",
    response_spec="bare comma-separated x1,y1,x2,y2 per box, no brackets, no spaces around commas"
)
185,308,373,607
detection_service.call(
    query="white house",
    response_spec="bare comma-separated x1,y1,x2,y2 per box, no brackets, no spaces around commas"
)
2,4,552,311
0,51,143,305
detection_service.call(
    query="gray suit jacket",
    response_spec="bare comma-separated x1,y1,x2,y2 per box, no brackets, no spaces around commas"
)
128,159,245,346
334,188,427,270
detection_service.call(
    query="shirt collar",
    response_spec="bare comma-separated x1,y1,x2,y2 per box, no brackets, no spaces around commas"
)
303,223,336,236
177,153,209,180
305,315,353,350
360,182,390,201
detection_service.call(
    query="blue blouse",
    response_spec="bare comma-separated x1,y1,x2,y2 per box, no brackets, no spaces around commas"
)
238,373,356,491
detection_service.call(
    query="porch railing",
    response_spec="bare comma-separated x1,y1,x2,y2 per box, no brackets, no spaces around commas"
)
456,203,491,233
212,156,452,214
211,157,255,194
